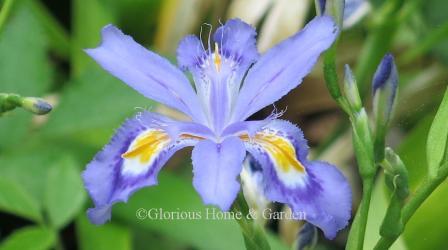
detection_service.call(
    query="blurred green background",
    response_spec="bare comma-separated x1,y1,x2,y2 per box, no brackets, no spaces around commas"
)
0,0,447,249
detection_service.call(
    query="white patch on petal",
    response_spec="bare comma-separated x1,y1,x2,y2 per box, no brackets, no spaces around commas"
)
120,129,170,176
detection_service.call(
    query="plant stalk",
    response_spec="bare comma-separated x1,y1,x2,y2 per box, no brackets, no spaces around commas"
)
374,162,448,249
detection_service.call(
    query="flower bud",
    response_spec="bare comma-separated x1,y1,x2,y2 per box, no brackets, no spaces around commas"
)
295,222,318,250
372,54,398,161
21,97,52,115
343,64,362,112
241,157,269,224
372,53,398,126
383,147,409,200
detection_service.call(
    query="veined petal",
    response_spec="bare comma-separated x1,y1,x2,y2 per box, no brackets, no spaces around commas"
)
231,16,338,122
82,111,209,224
86,25,206,124
213,19,258,71
304,161,352,238
242,120,351,239
191,137,246,211
176,19,259,132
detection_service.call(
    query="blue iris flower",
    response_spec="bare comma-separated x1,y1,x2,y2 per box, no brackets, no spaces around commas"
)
82,16,352,239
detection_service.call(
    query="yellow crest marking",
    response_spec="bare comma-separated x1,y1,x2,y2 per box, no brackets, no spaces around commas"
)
122,130,169,163
240,133,305,173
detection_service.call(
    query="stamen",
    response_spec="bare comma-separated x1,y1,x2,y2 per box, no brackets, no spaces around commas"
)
214,42,222,72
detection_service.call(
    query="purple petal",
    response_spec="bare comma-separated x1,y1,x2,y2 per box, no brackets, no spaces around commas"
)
243,119,351,239
231,16,338,122
213,19,258,71
191,137,246,211
85,25,206,124
304,161,352,238
176,19,259,132
82,111,206,224
176,35,206,72
221,119,273,138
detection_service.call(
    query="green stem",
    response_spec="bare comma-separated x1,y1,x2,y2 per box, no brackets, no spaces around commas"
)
232,194,270,250
350,177,375,250
0,93,21,113
323,43,351,114
374,125,387,163
0,0,15,34
374,163,448,249
321,26,376,250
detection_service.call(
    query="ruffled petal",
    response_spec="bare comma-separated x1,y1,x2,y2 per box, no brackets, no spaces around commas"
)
304,161,352,238
213,19,258,71
176,35,206,72
191,137,246,211
242,119,351,239
85,25,206,124
231,16,338,122
82,111,210,224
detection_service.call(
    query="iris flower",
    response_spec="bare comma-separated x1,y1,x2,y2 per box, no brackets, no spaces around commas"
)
83,15,352,239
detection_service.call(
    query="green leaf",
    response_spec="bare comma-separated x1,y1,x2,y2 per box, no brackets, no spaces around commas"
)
363,175,407,250
0,145,70,207
76,216,132,250
72,0,116,76
0,1,53,148
426,88,448,178
398,115,448,249
42,68,152,146
0,226,56,250
0,176,42,222
44,157,86,229
402,181,448,250
28,0,70,58
398,116,434,190
113,172,246,250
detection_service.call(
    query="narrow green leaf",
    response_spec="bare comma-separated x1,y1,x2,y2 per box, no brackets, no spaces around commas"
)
0,226,55,250
0,176,42,222
44,157,86,229
427,88,448,178
76,216,132,250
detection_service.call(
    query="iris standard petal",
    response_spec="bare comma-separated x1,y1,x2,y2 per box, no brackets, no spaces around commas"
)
231,16,338,122
242,119,351,239
176,35,205,72
213,19,258,71
191,137,246,211
83,111,209,224
85,25,206,124
176,19,259,132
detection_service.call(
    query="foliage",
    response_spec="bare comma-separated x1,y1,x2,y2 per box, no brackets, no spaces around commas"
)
0,0,447,249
